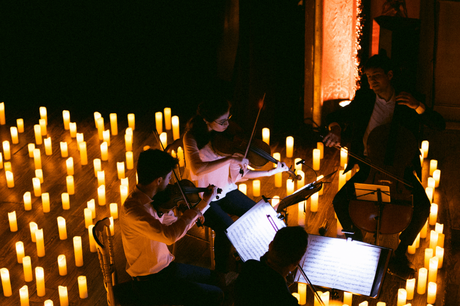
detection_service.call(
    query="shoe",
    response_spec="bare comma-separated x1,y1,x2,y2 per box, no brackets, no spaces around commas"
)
389,254,415,279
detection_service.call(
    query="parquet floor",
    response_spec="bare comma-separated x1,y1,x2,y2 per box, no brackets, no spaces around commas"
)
0,104,458,306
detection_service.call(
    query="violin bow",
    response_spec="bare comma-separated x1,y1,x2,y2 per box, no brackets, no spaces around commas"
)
240,93,266,176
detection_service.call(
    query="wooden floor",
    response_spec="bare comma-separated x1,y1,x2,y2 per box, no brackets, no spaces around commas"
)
0,105,458,306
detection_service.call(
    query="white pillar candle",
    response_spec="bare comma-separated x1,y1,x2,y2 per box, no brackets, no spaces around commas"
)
427,282,437,304
292,293,300,303
286,136,294,158
33,177,41,197
162,107,171,130
358,302,368,306
35,267,45,296
429,159,437,176
408,239,416,254
238,183,247,195
39,118,47,136
87,199,96,218
69,122,77,138
170,115,180,140
16,241,25,263
1,268,12,297
252,180,260,197
78,275,88,299
19,285,29,306
0,153,3,169
127,112,135,130
39,106,47,122
96,117,104,140
79,141,88,165
428,256,438,283
296,170,305,190
344,292,352,306
117,162,125,179
406,278,415,300
155,111,163,133
88,225,96,252
421,140,429,158
29,222,38,242
417,267,427,294
17,118,24,133
125,133,133,151
427,177,436,190
298,201,305,226
433,169,440,187
73,236,84,267
160,132,168,149
27,143,35,158
59,286,69,306
98,185,106,205
436,246,444,268
120,185,128,204
271,195,280,207
312,148,320,170
61,192,70,210
4,161,11,172
66,175,75,195
2,140,10,160
425,187,433,203
34,124,42,145
23,256,33,282
126,151,134,170
310,192,319,212
100,142,108,161
44,137,52,155
262,127,270,145
110,216,115,236
58,254,67,276
35,228,45,257
286,179,295,195
420,220,428,239
22,191,32,211
103,129,111,146
84,208,93,228
435,223,444,234
8,211,18,231
66,157,74,175
340,147,348,167
33,148,41,170
60,141,68,157
41,193,50,213
57,217,67,240
177,146,185,167
338,170,346,190
94,111,101,127
110,203,118,219
34,169,43,184
6,171,14,188
10,126,19,144
0,102,4,125
110,113,118,135
93,158,102,177
121,177,129,187
397,288,406,306
298,282,306,304
62,110,70,130
429,230,439,249
425,248,434,269
44,300,53,306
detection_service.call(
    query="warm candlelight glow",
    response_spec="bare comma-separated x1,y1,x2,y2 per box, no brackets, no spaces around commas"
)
109,216,115,236
397,288,406,306
8,211,18,231
271,195,280,207
110,203,119,219
0,268,12,297
78,275,88,299
286,136,294,158
427,177,436,190
428,256,438,283
80,141,88,165
126,151,134,169
66,175,75,195
89,225,96,253
438,232,445,248
44,137,52,155
427,282,436,304
69,122,77,138
0,102,4,125
58,254,67,276
6,170,14,188
253,180,260,197
60,141,68,157
110,113,118,135
57,216,67,240
310,192,319,212
93,158,102,177
39,118,47,135
297,170,305,189
33,177,41,197
435,222,444,234
96,117,104,140
84,208,93,228
425,187,434,203
28,143,35,158
155,111,163,133
298,282,306,304
406,278,415,300
17,118,24,133
430,230,439,249
338,170,346,190
172,115,180,140
421,140,429,158
238,183,247,195
33,148,42,170
19,285,29,306
23,256,33,282
436,246,444,268
35,228,45,257
98,185,106,206
177,146,185,167
429,159,437,176
59,286,69,306
262,128,270,145
312,148,320,170
417,267,427,294
39,106,47,122
125,133,133,151
103,129,111,146
10,126,19,144
35,267,45,297
16,241,25,263
2,140,10,160
34,124,42,144
62,110,70,130
120,185,128,204
66,157,74,175
344,292,352,306
117,162,125,179
420,220,428,239
29,222,38,242
62,192,70,210
44,300,53,306
286,179,295,195
74,236,84,267
298,201,305,226
433,169,441,187
41,192,50,213
101,142,108,161
87,199,96,218
340,147,348,167
160,132,168,148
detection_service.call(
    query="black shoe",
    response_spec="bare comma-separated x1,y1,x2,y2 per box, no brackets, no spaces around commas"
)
389,254,415,279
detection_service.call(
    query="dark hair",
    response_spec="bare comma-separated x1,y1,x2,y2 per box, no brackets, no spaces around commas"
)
271,226,308,267
186,96,231,149
363,54,393,73
136,149,178,185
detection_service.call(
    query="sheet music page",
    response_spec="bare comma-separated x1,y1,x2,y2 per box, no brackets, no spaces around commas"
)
226,200,286,262
297,235,382,296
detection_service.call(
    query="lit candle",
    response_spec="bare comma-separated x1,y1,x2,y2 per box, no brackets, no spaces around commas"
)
78,275,88,299
3,161,10,172
312,148,320,170
3,140,10,160
34,124,42,145
84,208,93,228
429,159,437,176
58,254,67,276
103,129,111,146
94,111,101,127
427,282,436,304
66,175,75,195
358,302,368,306
429,230,439,249
425,187,433,203
0,153,3,169
96,117,104,140
310,192,319,212
16,241,25,263
397,288,406,306
428,256,438,283
35,228,45,257
88,225,96,252
292,293,300,303
170,115,180,140
435,222,444,234
0,102,4,125
33,177,41,197
93,159,102,178
41,193,50,213
438,232,445,248
298,201,305,226
177,146,185,167
61,192,70,210
110,113,118,135
126,151,134,170
10,126,19,144
427,177,435,190
23,195,35,220
30,222,38,242
39,106,47,122
33,148,42,171
87,199,96,218
60,141,68,157
39,118,47,136
0,268,12,297
160,132,168,148
344,292,352,306
66,157,74,176
262,127,270,145
155,111,163,133
313,291,323,306
238,183,247,195
421,140,429,157
408,239,416,254
74,236,84,267
271,195,280,207
16,118,24,133
69,122,77,138
6,171,14,188
79,141,88,165
19,285,29,306
320,291,329,306
43,137,52,155
417,267,427,294
35,267,45,296
317,175,324,195
406,278,415,300
8,211,17,231
433,169,440,187
340,147,348,167
436,246,444,268
117,162,125,179
420,220,428,239
57,216,67,240
98,185,106,206
101,142,108,161
296,170,305,189
298,282,306,305
36,169,43,182
109,216,115,236
22,256,33,283
121,177,129,187
63,110,70,130
59,286,69,306
286,179,295,195
125,133,133,151
110,203,119,219
120,185,128,204
44,300,53,306
253,180,260,197
338,170,346,190
286,136,294,158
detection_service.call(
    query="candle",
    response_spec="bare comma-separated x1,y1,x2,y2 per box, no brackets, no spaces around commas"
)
101,142,108,161
125,133,133,151
435,222,444,233
340,147,348,167
62,192,70,210
160,132,168,148
298,201,305,226
338,170,346,190
33,177,41,197
34,124,42,144
56,216,67,240
8,211,18,231
262,127,270,145
344,292,352,306
44,137,52,155
425,187,433,203
84,208,93,228
296,170,305,189
0,102,4,125
110,113,118,135
6,171,14,188
312,148,320,170
98,170,106,186
436,246,444,268
96,117,104,140
397,288,406,306
237,183,247,195
286,179,295,195
10,126,19,144
292,293,300,302
94,158,102,177
39,118,47,135
22,256,33,283
44,300,53,306
41,193,50,213
427,177,435,190
27,143,35,158
30,222,38,242
35,267,45,296
78,275,88,299
16,241,25,263
429,159,437,176
87,199,96,218
168,115,180,140
80,141,88,165
271,195,280,207
286,136,294,158
33,148,42,170
2,140,10,160
428,256,438,282
66,175,75,195
121,177,129,187
17,118,24,132
126,151,134,170
110,216,115,236
69,122,77,138
408,239,416,254
60,141,68,157
417,267,427,294
429,230,439,249
36,169,43,182
0,153,3,169
103,129,111,146
98,185,106,206
177,146,185,167
19,285,29,306
438,232,445,248
74,236,84,267
88,225,96,252
58,254,67,276
298,282,306,305
1,268,12,297
94,111,101,127
66,157,74,175
120,185,128,204
358,302,368,306
427,282,436,304
39,106,47,122
433,169,440,187
421,140,429,157
35,228,45,257
117,162,125,179
310,192,319,212
155,111,163,133
59,286,69,306
420,220,428,238
253,180,260,197
406,278,415,300
22,191,32,211
63,110,70,130
110,203,118,219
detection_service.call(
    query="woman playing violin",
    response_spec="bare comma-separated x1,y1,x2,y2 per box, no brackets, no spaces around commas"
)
183,96,289,275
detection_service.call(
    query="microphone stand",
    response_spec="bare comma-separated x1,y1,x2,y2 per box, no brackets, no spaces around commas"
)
297,264,326,306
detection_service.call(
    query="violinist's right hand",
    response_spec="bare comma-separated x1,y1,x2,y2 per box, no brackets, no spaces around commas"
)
230,154,249,171
323,123,341,147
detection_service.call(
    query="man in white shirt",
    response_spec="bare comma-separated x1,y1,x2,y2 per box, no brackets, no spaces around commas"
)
120,149,223,305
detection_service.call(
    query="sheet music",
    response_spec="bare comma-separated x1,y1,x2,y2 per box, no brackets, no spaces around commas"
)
226,200,286,262
297,235,382,296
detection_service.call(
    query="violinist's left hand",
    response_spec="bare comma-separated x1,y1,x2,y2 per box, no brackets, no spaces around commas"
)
272,161,289,174
396,92,421,110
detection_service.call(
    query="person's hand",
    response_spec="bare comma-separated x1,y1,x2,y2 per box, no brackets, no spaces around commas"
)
201,184,218,204
273,161,289,174
231,155,249,171
396,92,421,110
323,125,341,147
